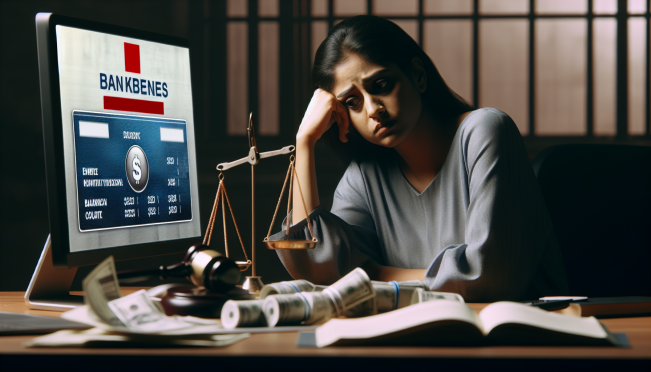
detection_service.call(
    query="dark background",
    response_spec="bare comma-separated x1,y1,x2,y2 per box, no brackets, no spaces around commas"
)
1,0,649,291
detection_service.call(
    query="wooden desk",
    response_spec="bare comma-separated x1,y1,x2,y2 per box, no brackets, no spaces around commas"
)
1,290,650,371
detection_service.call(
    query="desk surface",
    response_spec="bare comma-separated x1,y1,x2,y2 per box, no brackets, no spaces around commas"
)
1,289,650,369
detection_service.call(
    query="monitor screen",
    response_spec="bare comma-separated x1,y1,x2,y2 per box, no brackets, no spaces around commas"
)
37,14,201,266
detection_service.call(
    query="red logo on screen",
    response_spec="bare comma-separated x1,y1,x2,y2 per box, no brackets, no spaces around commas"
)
124,43,141,74
100,42,166,115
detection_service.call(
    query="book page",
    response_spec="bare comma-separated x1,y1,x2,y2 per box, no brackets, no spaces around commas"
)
316,300,480,347
479,302,607,339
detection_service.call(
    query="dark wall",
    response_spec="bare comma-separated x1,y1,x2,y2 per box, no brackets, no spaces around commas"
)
0,0,348,291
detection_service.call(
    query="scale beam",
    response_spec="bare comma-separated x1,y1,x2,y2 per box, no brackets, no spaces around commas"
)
216,145,294,171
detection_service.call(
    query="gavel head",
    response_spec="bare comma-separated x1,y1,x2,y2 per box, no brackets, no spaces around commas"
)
183,243,240,293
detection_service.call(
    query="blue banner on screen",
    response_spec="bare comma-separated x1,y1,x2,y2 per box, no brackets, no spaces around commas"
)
73,111,192,231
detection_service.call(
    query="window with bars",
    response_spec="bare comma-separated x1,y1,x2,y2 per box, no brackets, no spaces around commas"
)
202,0,650,140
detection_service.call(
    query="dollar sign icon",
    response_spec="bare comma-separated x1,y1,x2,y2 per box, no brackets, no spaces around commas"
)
132,155,141,184
126,145,149,193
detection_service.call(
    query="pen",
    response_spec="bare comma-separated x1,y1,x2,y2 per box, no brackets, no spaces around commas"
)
523,299,572,311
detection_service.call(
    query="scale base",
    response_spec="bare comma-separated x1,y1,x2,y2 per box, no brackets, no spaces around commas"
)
242,276,263,294
25,234,84,311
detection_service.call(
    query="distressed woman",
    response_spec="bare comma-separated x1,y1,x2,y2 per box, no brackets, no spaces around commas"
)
269,15,567,302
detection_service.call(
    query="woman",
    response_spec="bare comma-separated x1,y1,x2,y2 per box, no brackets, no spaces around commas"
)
270,16,567,302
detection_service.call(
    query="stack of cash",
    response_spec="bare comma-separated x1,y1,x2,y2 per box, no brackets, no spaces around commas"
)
345,280,464,317
221,268,376,328
26,256,249,348
222,272,466,329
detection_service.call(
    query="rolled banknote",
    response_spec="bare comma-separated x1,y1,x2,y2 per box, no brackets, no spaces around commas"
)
259,280,316,299
411,288,465,304
322,267,375,316
395,280,429,290
221,300,266,329
263,294,307,327
301,292,335,324
262,292,335,327
82,256,125,327
346,281,419,317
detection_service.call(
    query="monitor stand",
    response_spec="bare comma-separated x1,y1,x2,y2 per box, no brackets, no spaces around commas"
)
24,234,84,311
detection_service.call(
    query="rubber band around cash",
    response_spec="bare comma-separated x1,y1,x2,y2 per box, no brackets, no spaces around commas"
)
390,281,400,311
284,281,301,293
297,292,312,322
323,288,345,317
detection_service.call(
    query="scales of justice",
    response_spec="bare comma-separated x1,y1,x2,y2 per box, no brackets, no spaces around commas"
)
207,113,318,294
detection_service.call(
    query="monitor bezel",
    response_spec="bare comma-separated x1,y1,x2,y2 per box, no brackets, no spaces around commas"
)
36,13,200,268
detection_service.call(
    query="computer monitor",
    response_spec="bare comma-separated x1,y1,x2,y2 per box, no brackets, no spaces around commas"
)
27,13,201,310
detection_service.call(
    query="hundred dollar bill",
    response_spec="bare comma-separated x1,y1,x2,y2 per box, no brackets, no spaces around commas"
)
323,267,375,316
81,256,124,327
411,288,465,304
221,300,266,329
108,290,193,332
259,280,317,299
263,292,334,327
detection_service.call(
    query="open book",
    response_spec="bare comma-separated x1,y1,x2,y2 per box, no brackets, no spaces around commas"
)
313,300,626,347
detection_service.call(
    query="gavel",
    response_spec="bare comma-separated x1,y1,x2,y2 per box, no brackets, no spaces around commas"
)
117,243,240,293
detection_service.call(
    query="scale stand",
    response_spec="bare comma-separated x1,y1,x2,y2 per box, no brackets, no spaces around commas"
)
216,113,294,294
24,234,84,311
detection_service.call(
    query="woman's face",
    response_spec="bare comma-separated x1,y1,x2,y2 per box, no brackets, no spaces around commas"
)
331,54,425,149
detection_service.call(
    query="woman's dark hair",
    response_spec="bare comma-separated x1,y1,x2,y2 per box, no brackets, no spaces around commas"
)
313,15,474,164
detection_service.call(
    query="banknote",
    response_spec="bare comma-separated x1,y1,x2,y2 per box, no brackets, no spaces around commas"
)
263,294,307,327
301,292,335,324
221,300,266,329
322,267,375,316
259,280,317,299
108,290,193,332
81,256,125,327
411,288,465,304
346,281,419,316
395,280,429,289
262,292,335,327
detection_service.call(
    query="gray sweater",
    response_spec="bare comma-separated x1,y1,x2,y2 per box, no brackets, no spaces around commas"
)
271,108,568,302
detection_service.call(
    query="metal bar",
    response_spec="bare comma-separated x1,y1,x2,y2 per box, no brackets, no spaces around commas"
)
216,156,249,171
279,0,295,139
217,146,295,170
328,0,334,30
418,0,424,46
251,164,256,276
188,0,204,139
259,145,296,159
616,0,628,138
472,0,479,107
211,0,227,141
528,0,535,136
227,14,622,22
248,0,259,127
647,0,650,136
307,0,312,71
587,0,594,137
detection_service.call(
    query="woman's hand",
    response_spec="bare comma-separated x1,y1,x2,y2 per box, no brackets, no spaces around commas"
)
296,88,350,146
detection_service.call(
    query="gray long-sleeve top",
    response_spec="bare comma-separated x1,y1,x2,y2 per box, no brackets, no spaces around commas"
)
270,108,568,302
